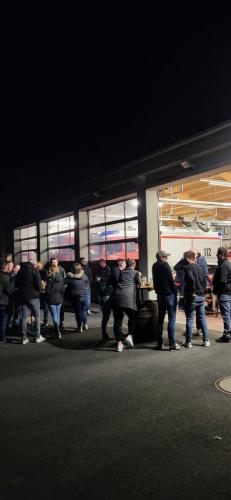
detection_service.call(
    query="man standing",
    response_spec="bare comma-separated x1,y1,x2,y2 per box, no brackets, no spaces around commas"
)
79,257,93,314
15,261,46,345
183,251,210,348
153,251,180,351
95,259,113,341
0,262,11,343
213,247,231,342
113,259,141,352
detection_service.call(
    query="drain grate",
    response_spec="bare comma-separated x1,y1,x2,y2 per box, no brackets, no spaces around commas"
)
215,377,231,394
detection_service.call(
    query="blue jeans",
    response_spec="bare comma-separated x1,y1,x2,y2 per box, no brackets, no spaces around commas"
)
86,291,91,311
218,294,231,336
72,295,88,329
49,304,61,329
22,298,41,340
0,305,8,339
184,296,208,342
157,294,177,346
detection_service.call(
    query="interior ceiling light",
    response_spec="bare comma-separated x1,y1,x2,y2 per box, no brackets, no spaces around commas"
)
200,178,231,187
159,198,231,209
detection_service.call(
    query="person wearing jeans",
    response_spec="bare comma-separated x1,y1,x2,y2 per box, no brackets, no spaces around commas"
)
153,251,180,351
213,247,231,342
183,251,210,348
15,261,45,345
21,298,41,341
72,295,88,331
184,295,209,344
46,259,64,339
66,264,90,332
156,293,177,348
0,261,11,342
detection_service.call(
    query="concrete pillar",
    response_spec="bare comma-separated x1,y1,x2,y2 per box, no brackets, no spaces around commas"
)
137,188,159,296
78,209,89,259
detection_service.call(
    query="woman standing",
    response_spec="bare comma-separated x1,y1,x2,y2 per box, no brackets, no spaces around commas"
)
66,264,89,332
46,259,65,339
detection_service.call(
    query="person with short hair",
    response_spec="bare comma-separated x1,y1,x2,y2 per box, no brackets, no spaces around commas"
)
113,259,141,352
79,257,93,315
153,251,180,351
36,261,49,327
213,247,231,342
95,259,113,341
0,262,11,343
183,251,210,348
66,263,90,332
15,261,45,345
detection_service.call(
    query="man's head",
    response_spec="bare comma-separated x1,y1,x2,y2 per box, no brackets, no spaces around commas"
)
36,261,44,270
117,259,126,271
99,259,106,268
50,257,58,267
7,261,14,272
196,252,201,259
126,258,136,269
80,257,87,267
156,250,170,262
0,262,9,272
184,250,196,264
14,264,20,273
217,247,228,262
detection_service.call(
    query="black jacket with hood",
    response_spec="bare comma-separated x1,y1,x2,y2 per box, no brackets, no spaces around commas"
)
15,262,41,303
45,267,65,305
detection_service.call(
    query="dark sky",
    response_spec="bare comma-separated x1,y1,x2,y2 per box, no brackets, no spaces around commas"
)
1,7,231,215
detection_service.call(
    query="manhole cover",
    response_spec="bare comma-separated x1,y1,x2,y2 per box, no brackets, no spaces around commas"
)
215,377,231,394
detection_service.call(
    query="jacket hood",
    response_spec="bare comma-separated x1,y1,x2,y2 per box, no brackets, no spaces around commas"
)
67,271,85,279
21,262,35,270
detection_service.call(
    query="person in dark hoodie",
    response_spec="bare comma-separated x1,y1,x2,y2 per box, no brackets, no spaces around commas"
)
66,263,89,332
0,262,11,343
95,259,114,341
213,247,231,342
45,259,65,339
153,251,180,351
183,251,210,348
113,259,141,352
15,261,45,345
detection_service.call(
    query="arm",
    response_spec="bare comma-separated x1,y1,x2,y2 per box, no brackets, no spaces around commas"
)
166,264,178,294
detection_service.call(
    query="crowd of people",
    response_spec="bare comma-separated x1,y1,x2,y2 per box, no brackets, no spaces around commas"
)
0,246,231,352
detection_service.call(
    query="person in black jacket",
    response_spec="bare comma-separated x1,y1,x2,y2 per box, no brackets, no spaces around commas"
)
79,257,93,314
113,259,140,352
15,261,45,345
95,259,113,341
213,247,231,342
153,251,180,351
46,261,65,338
0,262,11,343
66,263,89,332
183,251,209,348
36,261,49,327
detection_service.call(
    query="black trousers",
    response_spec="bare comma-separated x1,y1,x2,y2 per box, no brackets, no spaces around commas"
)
100,295,112,337
113,306,135,342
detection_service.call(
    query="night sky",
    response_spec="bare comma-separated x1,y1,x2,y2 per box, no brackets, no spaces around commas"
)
1,8,231,215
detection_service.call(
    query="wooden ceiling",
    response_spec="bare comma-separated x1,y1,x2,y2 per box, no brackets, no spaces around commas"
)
159,170,231,226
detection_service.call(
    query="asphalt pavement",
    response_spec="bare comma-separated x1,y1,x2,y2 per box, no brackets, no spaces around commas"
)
1,312,231,500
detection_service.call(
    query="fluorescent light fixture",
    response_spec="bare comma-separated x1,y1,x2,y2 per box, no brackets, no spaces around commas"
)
200,178,231,187
159,198,231,209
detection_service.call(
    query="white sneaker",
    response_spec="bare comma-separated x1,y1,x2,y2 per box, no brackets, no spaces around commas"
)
35,335,46,343
117,341,124,352
183,341,192,348
77,326,83,333
22,338,30,345
203,340,210,347
169,343,181,351
83,324,88,331
125,334,134,348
